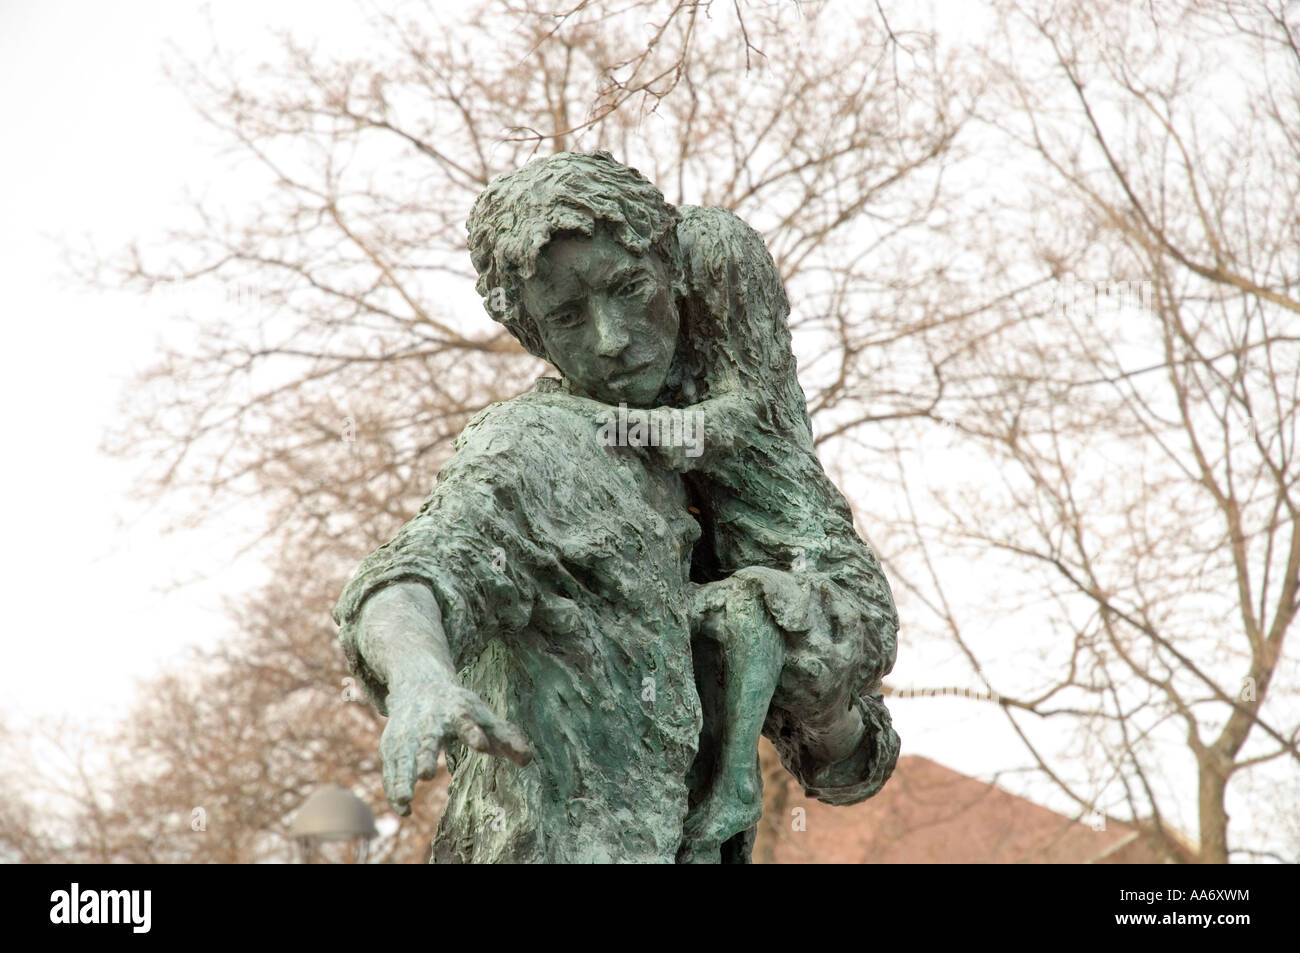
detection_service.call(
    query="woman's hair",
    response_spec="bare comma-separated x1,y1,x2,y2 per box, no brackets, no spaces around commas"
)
466,151,686,360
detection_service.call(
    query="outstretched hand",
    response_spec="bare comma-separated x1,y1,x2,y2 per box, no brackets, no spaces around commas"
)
349,579,535,816
380,677,533,816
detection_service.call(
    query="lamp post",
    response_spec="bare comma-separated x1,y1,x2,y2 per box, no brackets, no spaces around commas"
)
289,785,378,863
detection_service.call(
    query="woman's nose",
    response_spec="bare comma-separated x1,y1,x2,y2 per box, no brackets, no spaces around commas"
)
591,298,632,357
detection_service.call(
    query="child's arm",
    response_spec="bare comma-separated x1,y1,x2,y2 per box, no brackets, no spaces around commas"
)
641,393,758,473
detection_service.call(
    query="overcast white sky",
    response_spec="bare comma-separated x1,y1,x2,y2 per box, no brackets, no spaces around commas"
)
0,2,366,728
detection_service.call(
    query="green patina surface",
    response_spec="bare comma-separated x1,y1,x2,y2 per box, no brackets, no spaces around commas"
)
334,151,900,863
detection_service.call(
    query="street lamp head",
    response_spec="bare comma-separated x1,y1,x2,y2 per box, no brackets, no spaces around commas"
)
290,785,378,842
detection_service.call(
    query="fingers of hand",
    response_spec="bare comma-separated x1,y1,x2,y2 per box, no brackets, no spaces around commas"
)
381,738,415,816
415,739,441,781
453,712,490,754
472,703,535,766
382,714,439,814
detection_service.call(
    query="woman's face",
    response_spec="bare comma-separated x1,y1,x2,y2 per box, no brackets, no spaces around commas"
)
521,228,679,408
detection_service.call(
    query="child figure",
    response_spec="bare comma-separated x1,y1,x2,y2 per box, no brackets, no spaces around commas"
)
646,206,901,861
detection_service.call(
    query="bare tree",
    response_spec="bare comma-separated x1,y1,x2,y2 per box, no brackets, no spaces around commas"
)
860,0,1300,863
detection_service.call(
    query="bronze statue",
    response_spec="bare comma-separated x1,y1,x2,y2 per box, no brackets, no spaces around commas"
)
334,151,900,863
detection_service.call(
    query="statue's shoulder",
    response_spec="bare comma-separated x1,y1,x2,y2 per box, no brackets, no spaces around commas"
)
452,379,603,455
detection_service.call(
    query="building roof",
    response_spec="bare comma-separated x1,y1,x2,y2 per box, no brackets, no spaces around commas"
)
761,752,1194,864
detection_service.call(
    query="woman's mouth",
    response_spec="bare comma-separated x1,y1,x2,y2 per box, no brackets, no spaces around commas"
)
607,362,651,387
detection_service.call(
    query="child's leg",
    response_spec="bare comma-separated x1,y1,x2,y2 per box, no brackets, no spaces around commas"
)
683,572,784,855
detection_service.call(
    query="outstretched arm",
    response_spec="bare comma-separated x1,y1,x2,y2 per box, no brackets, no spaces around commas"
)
351,580,533,816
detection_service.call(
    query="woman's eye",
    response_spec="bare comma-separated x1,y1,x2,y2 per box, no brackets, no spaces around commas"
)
551,309,583,328
616,277,648,297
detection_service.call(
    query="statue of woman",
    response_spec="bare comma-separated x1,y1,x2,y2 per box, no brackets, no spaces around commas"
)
333,151,899,863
